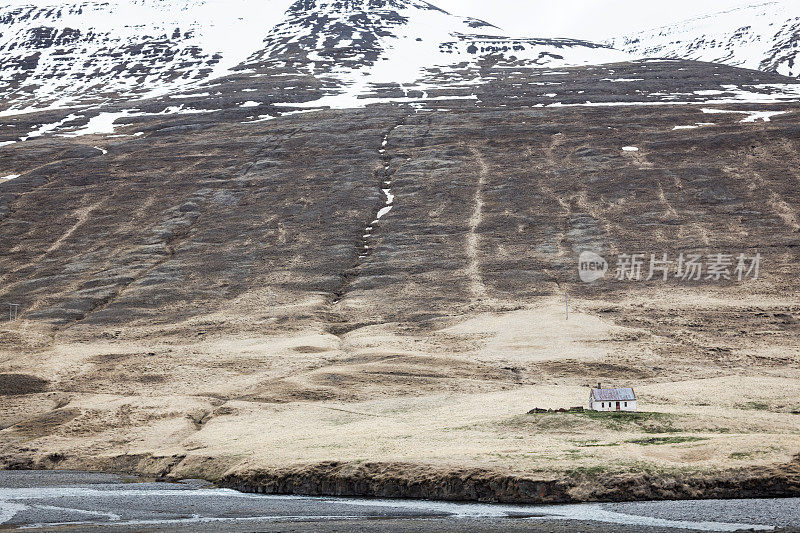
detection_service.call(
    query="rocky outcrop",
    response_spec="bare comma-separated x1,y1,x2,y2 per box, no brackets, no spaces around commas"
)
219,457,800,504
2,449,799,503
221,462,571,503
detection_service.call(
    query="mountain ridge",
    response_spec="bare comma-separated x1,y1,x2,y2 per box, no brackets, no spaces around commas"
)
0,0,629,113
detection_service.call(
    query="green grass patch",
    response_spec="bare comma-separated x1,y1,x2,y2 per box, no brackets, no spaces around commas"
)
572,439,620,448
627,436,708,446
737,402,771,411
728,451,755,459
564,459,711,478
579,410,680,433
516,410,681,434
728,446,780,460
565,465,609,476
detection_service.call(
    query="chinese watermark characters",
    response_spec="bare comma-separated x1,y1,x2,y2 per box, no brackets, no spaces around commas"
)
579,252,761,283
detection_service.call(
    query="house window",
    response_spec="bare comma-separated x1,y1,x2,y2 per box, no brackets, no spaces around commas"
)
601,403,604,408
624,402,627,407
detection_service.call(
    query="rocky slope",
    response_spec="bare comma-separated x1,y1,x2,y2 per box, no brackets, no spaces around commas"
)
611,1,800,77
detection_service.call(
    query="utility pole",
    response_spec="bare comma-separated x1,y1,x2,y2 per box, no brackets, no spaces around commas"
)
565,293,569,320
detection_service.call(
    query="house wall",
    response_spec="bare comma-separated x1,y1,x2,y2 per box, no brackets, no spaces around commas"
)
590,400,637,412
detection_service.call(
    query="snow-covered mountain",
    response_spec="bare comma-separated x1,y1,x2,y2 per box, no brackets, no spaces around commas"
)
610,1,800,77
0,0,296,111
243,0,628,86
0,0,630,113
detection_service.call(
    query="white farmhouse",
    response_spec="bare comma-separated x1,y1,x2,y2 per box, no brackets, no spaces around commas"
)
590,384,637,412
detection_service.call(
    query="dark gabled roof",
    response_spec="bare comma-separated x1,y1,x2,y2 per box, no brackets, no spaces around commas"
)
590,388,636,401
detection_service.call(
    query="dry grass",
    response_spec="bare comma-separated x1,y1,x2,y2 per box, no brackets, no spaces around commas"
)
1,293,799,479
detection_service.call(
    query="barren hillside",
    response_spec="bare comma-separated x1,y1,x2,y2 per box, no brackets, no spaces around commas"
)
0,0,799,502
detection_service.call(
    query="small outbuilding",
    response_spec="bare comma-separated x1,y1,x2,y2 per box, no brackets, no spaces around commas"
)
590,383,637,412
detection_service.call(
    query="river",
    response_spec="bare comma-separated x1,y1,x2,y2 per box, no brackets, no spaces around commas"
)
1,471,798,532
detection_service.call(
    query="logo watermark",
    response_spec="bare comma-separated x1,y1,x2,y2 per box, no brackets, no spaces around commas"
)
578,252,761,283
578,251,608,283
